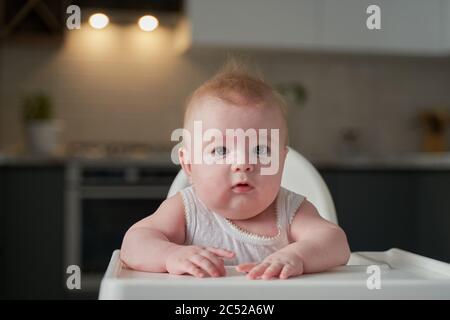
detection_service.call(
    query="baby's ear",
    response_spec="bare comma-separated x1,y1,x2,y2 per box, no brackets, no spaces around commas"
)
178,147,192,176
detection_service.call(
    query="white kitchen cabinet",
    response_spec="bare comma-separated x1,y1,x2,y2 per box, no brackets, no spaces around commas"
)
185,0,448,55
443,0,450,51
318,0,442,54
186,0,317,49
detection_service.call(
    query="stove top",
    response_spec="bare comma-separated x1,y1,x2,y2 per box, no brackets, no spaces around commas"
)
67,142,174,160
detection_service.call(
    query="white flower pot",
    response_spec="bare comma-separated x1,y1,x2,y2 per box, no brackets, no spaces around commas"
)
25,120,63,156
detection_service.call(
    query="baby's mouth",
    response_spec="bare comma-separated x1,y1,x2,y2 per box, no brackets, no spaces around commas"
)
231,182,254,193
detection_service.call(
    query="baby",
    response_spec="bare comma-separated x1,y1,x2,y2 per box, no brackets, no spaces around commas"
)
120,64,351,280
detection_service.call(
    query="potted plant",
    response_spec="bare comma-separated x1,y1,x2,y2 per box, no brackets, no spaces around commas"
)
22,92,62,156
419,109,450,153
276,82,308,148
276,82,308,108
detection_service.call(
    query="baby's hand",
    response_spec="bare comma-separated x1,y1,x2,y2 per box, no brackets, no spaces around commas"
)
235,251,304,280
166,245,235,278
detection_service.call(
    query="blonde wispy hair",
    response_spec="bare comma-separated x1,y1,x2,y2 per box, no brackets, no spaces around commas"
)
183,59,289,144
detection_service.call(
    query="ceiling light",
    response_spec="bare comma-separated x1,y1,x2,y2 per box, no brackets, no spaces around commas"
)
89,13,109,29
138,15,159,32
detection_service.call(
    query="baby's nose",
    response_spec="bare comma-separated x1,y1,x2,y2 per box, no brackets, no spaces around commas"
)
231,163,254,172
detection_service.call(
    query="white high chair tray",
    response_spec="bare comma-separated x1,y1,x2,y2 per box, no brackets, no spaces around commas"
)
99,248,450,300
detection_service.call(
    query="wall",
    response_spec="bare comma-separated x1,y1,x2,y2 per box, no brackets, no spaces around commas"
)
1,19,450,161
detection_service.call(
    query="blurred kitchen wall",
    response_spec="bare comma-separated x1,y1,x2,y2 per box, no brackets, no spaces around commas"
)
1,16,450,161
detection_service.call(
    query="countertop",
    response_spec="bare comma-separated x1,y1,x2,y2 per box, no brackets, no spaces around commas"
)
0,152,178,168
2,152,450,170
314,152,450,170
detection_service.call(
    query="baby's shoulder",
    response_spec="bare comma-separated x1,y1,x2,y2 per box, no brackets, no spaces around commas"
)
277,187,307,225
147,192,186,229
279,187,306,209
158,191,185,215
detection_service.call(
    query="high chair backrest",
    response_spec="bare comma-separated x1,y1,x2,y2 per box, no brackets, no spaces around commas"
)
167,147,338,224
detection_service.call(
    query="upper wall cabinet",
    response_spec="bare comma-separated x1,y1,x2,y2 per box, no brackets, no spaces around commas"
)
186,0,317,49
317,0,441,54
444,0,450,51
184,0,448,55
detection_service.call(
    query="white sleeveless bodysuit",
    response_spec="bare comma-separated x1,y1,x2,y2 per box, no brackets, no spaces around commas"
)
179,185,305,265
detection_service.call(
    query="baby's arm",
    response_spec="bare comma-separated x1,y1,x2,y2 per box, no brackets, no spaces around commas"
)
237,200,351,279
120,193,185,272
120,193,234,277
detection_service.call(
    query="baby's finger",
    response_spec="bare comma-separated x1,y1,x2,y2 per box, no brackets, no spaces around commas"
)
206,247,235,259
247,262,270,280
262,262,283,280
182,261,207,278
235,263,257,273
199,250,226,276
190,254,222,277
279,264,296,279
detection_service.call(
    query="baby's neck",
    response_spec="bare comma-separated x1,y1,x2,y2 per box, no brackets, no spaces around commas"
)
227,198,278,237
231,200,276,222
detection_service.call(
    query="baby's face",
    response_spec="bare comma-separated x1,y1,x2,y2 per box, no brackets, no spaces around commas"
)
180,96,288,220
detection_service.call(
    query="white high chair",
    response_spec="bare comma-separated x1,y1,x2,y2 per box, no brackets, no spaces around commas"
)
99,148,450,299
167,147,338,224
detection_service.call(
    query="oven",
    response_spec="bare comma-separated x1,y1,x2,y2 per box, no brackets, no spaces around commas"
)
65,159,178,293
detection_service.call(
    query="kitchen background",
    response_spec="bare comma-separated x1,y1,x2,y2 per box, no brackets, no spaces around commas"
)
1,0,450,299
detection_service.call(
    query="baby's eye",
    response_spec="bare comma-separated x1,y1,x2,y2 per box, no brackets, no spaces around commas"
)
212,146,227,156
254,145,270,156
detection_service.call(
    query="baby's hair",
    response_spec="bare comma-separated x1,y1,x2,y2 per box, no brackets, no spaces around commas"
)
183,59,289,143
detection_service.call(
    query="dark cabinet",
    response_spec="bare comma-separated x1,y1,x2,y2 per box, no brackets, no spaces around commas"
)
415,172,450,263
335,171,416,252
0,165,65,299
321,169,450,263
1,164,449,299
0,169,4,297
